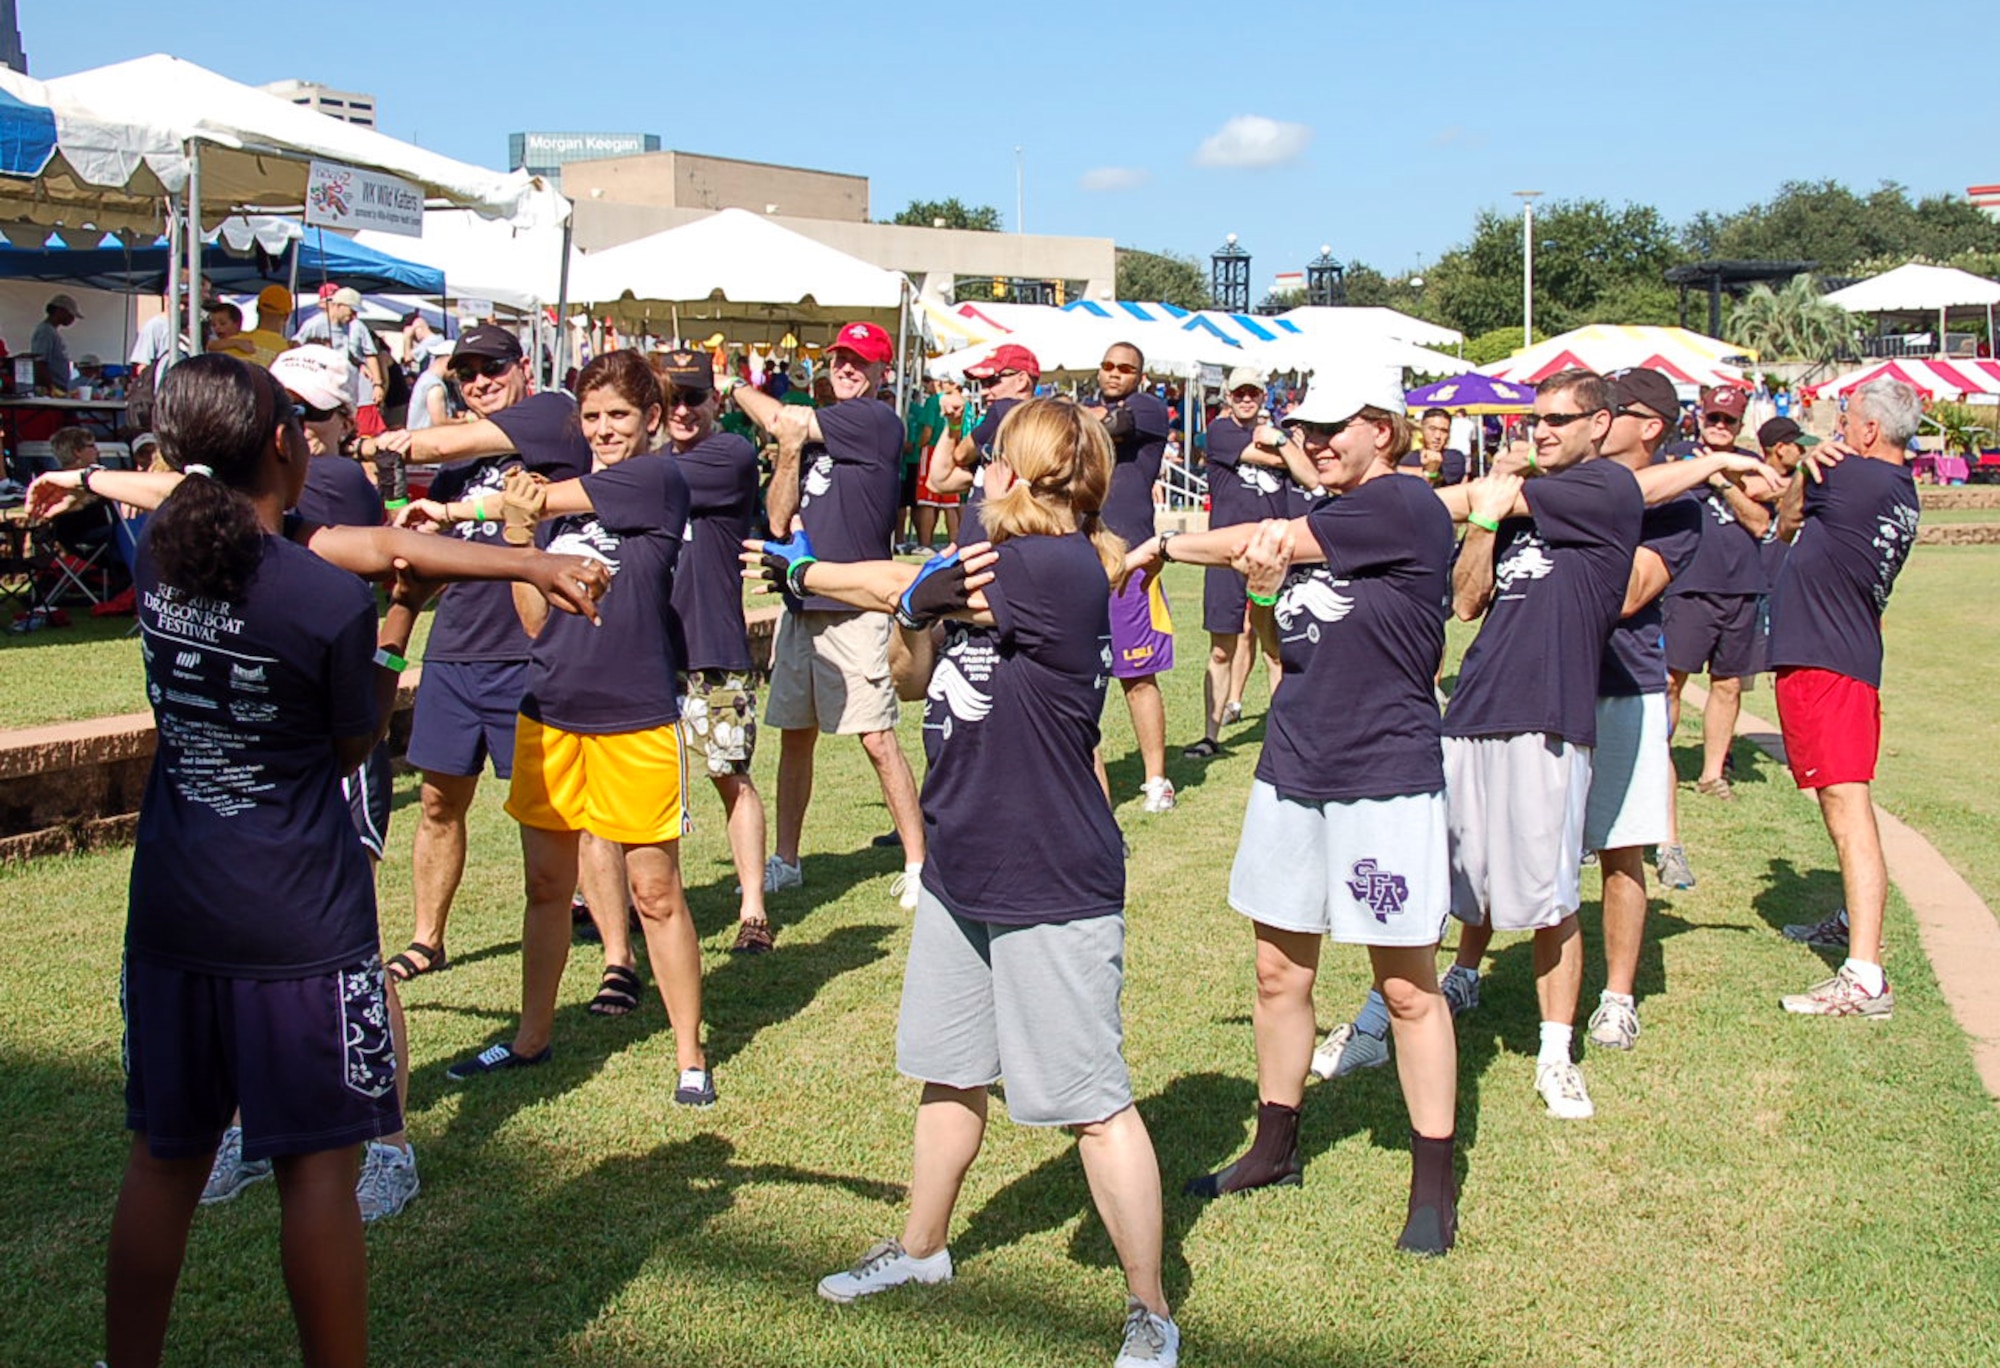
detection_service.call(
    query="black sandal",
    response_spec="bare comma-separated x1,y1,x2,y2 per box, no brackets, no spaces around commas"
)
386,941,446,982
588,964,643,1017
1182,738,1223,759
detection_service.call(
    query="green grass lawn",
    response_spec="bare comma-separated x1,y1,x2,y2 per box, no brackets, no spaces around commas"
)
3,565,1999,1366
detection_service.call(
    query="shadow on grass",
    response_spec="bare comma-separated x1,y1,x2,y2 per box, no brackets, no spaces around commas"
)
1102,715,1268,813
683,842,910,943
1752,857,1847,960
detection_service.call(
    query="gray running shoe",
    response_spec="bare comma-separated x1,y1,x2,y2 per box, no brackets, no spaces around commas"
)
763,855,803,893
199,1125,273,1205
1782,909,1849,948
1586,995,1640,1051
1309,1023,1391,1080
1656,843,1696,890
355,1141,420,1222
817,1238,952,1303
1115,1299,1181,1367
1440,965,1480,1017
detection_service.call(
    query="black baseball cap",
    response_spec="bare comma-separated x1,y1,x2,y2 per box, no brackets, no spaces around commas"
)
452,324,524,365
657,348,713,392
1757,416,1820,450
1607,366,1679,423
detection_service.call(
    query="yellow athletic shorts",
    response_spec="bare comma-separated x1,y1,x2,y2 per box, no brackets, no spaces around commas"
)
505,715,690,846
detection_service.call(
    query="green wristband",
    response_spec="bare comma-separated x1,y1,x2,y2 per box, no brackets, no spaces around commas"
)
1523,448,1538,472
373,647,408,673
1468,512,1501,533
384,498,409,511
1246,589,1279,608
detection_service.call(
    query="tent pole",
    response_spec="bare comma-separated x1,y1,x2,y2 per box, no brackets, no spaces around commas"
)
552,215,573,389
895,283,910,422
184,143,203,368
164,194,183,370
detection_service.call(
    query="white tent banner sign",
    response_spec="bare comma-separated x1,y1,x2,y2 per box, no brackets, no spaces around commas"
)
457,297,494,320
306,159,424,238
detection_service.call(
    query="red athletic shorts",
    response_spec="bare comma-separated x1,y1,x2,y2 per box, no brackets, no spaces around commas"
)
1774,666,1880,789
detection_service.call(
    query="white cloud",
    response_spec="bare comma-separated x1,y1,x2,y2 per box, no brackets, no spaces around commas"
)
1079,166,1150,192
1193,116,1313,169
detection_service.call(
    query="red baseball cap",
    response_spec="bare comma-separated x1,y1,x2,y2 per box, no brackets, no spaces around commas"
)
965,343,1042,381
826,321,893,366
1699,384,1748,419
317,281,341,301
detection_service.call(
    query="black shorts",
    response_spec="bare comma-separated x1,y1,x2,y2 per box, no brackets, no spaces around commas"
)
405,658,527,779
341,741,393,859
1663,592,1759,679
899,463,919,511
1203,565,1251,635
122,955,401,1162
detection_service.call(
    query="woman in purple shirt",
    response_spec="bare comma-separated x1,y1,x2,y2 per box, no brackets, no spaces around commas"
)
1126,382,1461,1255
747,398,1183,1368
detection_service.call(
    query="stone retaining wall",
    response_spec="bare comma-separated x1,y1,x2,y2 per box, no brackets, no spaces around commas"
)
1920,487,2000,510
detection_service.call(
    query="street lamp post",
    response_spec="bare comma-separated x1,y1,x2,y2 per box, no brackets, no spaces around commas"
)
1306,244,1346,306
1513,190,1543,349
1211,233,1251,312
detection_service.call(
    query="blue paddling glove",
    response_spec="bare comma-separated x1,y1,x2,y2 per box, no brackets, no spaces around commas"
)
895,547,969,629
757,528,817,598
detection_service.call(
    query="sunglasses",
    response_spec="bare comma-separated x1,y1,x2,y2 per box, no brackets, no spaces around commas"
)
296,399,344,423
976,370,1019,388
1612,404,1666,422
449,356,516,381
666,387,712,410
1100,360,1140,375
1536,408,1606,429
1228,388,1264,401
1702,412,1742,426
1292,417,1366,441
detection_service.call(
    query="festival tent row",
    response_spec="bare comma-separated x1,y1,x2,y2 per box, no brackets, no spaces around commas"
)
1478,324,1753,394
1804,358,2000,401
0,228,444,295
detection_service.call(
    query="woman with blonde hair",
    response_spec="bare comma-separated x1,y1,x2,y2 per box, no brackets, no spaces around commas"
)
747,396,1182,1368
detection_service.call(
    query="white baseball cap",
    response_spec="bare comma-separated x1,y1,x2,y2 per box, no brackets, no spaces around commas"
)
270,344,353,411
1224,365,1266,394
1284,374,1407,427
419,335,455,360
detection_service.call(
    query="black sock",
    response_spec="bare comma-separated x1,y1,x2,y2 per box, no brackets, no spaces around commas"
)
1396,1130,1457,1256
1185,1101,1302,1199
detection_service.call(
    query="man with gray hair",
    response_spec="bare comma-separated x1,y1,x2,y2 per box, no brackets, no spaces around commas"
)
1771,378,1922,1017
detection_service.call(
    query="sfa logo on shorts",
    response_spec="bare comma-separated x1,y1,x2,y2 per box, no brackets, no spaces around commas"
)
1347,858,1409,923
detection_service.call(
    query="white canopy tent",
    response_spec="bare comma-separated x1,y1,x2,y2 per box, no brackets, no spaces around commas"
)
354,200,573,314
1822,262,2000,354
0,65,180,236
30,55,565,367
1274,305,1465,352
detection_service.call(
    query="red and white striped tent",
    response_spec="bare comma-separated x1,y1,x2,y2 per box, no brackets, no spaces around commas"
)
1805,358,2000,401
1477,324,1752,396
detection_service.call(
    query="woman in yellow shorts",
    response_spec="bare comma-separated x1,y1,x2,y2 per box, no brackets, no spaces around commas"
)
413,350,716,1107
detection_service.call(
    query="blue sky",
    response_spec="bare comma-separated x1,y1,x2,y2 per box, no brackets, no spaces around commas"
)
25,0,1998,287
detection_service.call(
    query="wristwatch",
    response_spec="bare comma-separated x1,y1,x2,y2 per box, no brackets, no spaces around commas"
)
78,462,106,496
1158,531,1179,563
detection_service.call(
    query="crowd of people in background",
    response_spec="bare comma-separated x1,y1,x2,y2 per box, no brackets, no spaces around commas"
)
18,300,1930,1367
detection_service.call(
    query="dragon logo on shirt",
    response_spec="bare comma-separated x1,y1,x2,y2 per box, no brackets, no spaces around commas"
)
547,517,622,578
453,465,510,541
1275,568,1353,645
1347,858,1409,922
926,655,993,738
1237,464,1281,496
1494,534,1557,593
802,452,835,503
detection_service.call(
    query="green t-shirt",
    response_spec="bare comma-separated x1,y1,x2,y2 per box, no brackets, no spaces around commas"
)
904,394,943,471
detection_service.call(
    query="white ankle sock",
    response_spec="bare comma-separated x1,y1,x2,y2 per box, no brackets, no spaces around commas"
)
1843,958,1886,996
1537,1022,1573,1068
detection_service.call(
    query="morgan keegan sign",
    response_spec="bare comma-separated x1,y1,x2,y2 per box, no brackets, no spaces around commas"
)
306,159,425,238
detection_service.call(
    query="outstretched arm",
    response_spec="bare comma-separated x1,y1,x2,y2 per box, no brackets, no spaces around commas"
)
302,524,607,621
734,384,824,442
1451,473,1525,621
1633,452,1783,506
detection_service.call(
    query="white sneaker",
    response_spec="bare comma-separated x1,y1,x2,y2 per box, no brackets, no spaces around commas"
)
889,864,922,912
1141,777,1176,814
1535,1060,1595,1120
1222,701,1244,725
199,1125,273,1205
1586,995,1640,1051
1440,965,1480,1017
1115,1299,1181,1367
816,1238,952,1303
355,1142,420,1222
763,855,803,893
1309,1023,1391,1080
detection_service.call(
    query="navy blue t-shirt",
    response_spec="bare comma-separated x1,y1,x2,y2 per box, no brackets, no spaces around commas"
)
1599,496,1702,696
1204,415,1289,528
1444,459,1642,748
794,397,903,612
1767,456,1920,688
668,431,758,673
1100,390,1171,545
920,533,1123,926
521,454,691,734
1397,448,1469,486
421,393,591,663
1258,475,1453,803
128,531,381,979
296,454,384,530
1663,443,1766,596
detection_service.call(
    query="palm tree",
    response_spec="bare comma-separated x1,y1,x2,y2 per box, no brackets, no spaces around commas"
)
1727,277,1851,362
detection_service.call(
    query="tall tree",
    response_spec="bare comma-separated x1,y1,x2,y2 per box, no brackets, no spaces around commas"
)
1726,277,1851,362
1115,248,1211,310
892,198,1003,232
